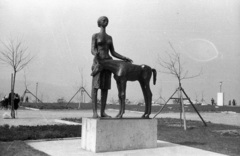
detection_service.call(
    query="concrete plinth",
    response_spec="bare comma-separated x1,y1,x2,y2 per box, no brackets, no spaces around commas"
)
81,118,157,153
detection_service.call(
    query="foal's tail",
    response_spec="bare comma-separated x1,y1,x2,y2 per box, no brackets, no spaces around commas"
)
152,68,157,85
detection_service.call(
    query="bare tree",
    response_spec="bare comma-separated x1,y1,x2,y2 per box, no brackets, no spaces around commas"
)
21,70,30,101
194,91,199,104
155,41,206,129
23,70,31,89
0,38,33,118
200,91,206,105
66,67,91,108
155,87,166,105
77,67,90,107
158,42,202,84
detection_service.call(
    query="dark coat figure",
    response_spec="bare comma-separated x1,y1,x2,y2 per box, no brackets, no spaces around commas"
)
8,93,20,110
14,94,20,109
211,98,215,105
25,96,29,103
232,99,236,106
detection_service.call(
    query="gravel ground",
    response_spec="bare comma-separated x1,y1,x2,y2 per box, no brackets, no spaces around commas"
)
0,108,239,126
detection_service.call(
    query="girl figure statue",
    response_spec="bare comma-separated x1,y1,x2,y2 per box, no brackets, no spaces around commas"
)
91,16,132,118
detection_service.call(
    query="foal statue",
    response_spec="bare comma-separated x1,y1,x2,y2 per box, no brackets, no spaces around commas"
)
91,54,157,118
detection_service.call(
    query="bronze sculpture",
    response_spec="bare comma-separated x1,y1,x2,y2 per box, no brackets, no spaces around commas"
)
91,16,132,118
92,53,157,118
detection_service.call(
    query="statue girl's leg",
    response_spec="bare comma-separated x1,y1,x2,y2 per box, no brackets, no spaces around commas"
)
101,89,111,117
92,88,99,118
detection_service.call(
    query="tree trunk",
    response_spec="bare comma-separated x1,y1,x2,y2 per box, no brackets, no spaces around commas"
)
180,88,187,130
179,90,182,127
11,71,17,118
179,81,187,130
10,73,15,118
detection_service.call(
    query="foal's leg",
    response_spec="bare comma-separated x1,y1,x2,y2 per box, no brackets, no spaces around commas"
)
139,81,148,118
116,80,126,118
115,80,122,118
121,82,127,116
145,82,152,118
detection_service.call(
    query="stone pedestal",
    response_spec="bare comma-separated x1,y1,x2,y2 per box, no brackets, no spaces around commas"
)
81,118,157,153
217,92,224,106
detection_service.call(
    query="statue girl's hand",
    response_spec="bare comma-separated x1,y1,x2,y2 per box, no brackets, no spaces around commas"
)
124,57,133,63
95,51,100,56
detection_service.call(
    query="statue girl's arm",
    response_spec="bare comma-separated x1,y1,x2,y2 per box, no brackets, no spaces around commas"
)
109,37,133,63
91,34,98,56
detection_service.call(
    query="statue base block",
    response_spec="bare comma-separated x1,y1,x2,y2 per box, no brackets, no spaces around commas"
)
81,118,157,153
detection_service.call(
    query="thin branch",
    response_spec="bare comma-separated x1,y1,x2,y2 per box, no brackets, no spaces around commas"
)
182,67,203,80
0,40,12,53
0,37,33,78
157,41,202,83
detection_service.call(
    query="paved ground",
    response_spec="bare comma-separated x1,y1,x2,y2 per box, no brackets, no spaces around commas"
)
1,108,239,156
28,139,226,156
1,108,240,126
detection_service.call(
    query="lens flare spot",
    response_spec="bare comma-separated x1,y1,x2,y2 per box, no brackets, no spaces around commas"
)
182,39,219,62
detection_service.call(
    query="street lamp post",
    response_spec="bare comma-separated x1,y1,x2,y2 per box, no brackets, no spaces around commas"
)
217,81,224,106
219,81,222,92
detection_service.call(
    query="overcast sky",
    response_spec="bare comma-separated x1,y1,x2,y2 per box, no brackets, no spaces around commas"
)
0,0,239,103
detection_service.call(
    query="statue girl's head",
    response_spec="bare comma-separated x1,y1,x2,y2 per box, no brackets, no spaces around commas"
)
97,16,109,28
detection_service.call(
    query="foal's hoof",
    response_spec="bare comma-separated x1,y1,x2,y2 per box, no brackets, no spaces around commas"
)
145,115,150,119
100,113,111,118
115,114,123,118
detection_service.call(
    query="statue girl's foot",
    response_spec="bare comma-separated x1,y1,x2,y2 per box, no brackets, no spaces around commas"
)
93,113,99,118
100,112,111,118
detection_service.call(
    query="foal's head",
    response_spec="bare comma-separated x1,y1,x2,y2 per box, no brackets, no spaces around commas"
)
91,53,103,76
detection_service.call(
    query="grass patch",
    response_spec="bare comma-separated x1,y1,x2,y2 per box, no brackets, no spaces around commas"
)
21,102,92,110
158,118,240,156
0,124,81,155
21,102,240,113
0,124,81,141
61,118,82,123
